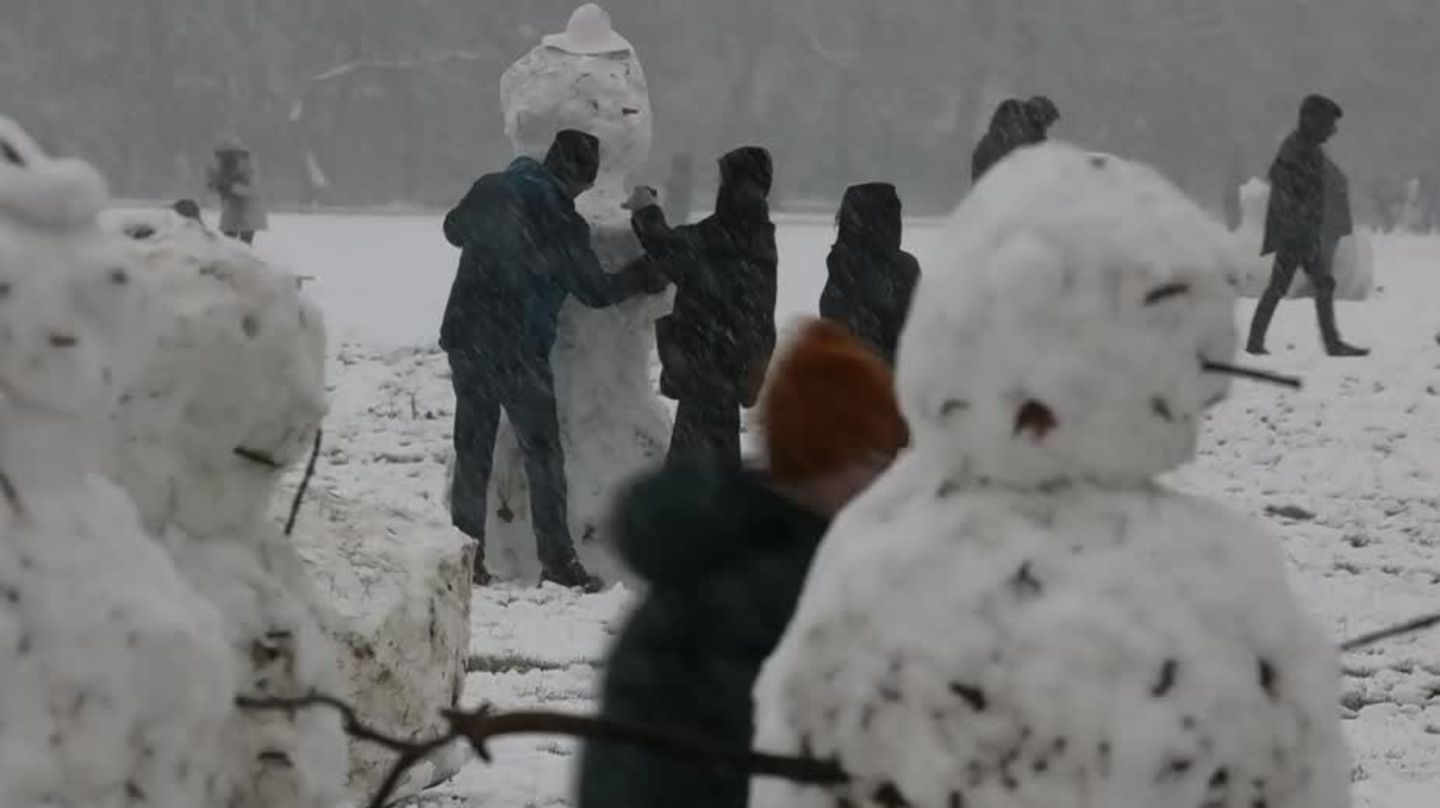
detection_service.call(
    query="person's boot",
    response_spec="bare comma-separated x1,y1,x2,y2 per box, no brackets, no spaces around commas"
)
1315,284,1369,357
472,553,493,587
1246,290,1281,355
540,558,604,594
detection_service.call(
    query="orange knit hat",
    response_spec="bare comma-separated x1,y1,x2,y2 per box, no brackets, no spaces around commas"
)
761,318,909,482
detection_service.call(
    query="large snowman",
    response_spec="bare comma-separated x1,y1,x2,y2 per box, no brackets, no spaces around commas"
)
483,3,672,583
751,145,1351,808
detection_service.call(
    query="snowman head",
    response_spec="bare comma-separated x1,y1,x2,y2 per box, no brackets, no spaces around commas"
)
897,143,1242,487
501,3,651,184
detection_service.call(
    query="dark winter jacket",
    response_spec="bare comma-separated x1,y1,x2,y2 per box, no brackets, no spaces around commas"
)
439,157,647,364
652,149,778,405
576,464,829,808
1320,154,1353,255
819,183,921,364
971,99,1034,183
1262,132,1327,258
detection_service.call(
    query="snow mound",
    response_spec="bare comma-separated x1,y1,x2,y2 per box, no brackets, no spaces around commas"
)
898,143,1242,485
0,116,235,807
295,490,474,803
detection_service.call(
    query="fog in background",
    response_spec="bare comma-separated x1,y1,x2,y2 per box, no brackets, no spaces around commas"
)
4,0,1438,215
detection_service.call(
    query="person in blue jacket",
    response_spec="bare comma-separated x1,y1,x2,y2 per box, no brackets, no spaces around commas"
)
440,129,663,589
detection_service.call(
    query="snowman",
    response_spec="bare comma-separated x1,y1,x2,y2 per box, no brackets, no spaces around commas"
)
0,117,235,807
483,3,672,583
98,205,347,808
750,144,1352,808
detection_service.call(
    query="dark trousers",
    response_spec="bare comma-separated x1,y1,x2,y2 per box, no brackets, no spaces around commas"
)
448,350,577,571
667,395,742,468
223,230,255,244
1247,245,1342,349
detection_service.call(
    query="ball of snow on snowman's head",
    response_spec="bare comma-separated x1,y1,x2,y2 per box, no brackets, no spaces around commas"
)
897,143,1241,486
0,118,152,422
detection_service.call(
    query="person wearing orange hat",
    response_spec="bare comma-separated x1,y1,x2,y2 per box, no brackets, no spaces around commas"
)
576,318,907,808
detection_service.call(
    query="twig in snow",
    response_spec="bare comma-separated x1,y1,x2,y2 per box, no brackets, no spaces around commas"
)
237,694,848,808
1341,611,1440,652
1200,359,1302,389
284,429,323,536
234,446,283,469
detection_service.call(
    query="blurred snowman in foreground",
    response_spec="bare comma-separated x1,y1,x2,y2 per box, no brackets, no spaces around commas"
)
480,3,671,584
751,144,1352,808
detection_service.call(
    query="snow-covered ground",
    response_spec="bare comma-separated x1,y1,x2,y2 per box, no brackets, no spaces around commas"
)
260,213,1440,807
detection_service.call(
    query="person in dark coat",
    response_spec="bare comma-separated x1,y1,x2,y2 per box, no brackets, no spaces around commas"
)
818,182,921,364
972,99,1033,183
650,146,779,468
1023,95,1060,143
440,129,663,589
576,319,908,808
1246,95,1368,357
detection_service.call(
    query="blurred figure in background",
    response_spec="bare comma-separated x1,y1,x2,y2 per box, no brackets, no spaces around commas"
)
651,146,778,468
576,318,908,808
1024,95,1060,143
819,182,921,365
205,139,268,244
972,99,1033,183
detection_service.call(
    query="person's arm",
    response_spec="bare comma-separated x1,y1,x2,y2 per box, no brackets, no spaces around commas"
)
556,214,653,308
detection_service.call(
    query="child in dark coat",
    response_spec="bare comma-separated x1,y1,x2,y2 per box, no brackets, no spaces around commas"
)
575,319,908,808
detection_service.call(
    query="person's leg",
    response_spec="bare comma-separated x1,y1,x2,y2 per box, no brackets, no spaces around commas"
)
666,397,703,467
448,352,502,583
240,231,255,245
503,361,597,588
1306,245,1368,357
1246,252,1298,355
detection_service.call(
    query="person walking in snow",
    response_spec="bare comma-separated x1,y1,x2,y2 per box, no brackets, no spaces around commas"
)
649,146,779,468
576,318,908,808
819,182,921,365
440,129,664,590
972,99,1034,184
1246,94,1368,357
205,140,267,244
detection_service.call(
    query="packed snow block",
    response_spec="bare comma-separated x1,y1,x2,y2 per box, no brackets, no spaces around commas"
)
1235,178,1374,300
294,489,475,804
0,116,236,807
101,207,348,808
479,4,672,585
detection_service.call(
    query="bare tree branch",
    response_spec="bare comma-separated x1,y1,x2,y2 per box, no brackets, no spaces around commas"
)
284,428,323,536
237,694,847,808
